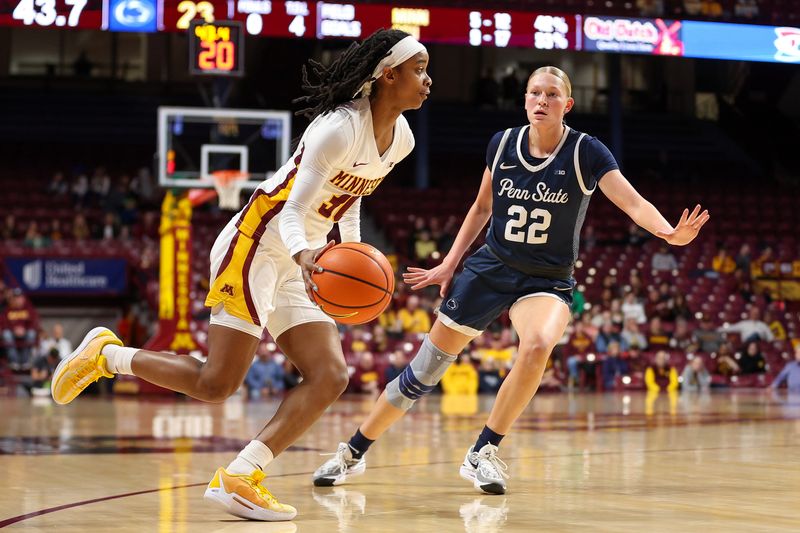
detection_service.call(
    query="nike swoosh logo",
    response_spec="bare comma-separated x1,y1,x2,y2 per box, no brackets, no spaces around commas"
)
499,163,517,170
353,162,368,167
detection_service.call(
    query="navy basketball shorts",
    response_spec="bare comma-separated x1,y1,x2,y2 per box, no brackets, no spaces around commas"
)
437,246,574,336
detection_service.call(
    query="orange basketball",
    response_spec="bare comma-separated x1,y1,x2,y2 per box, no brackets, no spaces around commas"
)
311,242,395,325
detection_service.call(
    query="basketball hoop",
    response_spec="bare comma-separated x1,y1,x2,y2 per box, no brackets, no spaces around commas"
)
212,170,248,210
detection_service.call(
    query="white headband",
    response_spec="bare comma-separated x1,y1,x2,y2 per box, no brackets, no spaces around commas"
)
354,36,427,98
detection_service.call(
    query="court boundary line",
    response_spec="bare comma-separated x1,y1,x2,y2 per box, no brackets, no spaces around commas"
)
3,442,800,528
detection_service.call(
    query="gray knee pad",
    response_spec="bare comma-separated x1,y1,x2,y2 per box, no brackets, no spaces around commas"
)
385,335,457,410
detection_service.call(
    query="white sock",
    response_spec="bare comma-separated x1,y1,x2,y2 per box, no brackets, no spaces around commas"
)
227,440,274,474
101,345,138,375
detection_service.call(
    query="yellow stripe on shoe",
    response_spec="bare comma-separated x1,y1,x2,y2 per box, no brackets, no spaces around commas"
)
51,327,122,405
204,467,297,521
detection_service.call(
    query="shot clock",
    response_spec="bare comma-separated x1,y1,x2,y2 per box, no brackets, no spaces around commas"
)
188,19,244,76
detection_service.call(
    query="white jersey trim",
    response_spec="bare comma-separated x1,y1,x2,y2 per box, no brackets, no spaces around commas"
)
516,125,571,173
573,133,595,195
490,128,513,175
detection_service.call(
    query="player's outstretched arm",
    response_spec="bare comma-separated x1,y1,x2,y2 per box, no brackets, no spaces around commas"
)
403,167,494,296
598,169,710,246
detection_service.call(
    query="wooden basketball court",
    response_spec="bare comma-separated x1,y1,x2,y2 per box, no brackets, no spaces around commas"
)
2,391,800,532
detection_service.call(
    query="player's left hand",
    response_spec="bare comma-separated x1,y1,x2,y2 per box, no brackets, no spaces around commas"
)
657,204,710,246
403,262,457,297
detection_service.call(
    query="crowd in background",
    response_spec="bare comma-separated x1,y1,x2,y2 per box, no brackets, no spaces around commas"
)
2,177,799,400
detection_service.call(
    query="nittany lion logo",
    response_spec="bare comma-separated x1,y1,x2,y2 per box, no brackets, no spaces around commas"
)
446,298,458,311
220,284,235,297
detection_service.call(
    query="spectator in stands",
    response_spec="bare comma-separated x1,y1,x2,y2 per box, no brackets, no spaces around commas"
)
628,269,644,297
23,221,49,250
1,214,18,240
651,243,678,272
645,351,678,392
622,292,647,324
645,286,669,321
715,341,740,376
602,341,628,390
735,243,752,274
566,320,594,386
370,324,391,354
734,0,759,19
700,0,723,17
770,344,800,393
669,317,694,351
596,321,623,353
384,349,407,385
398,295,431,334
501,67,522,109
50,219,64,242
413,229,437,262
637,0,664,17
437,215,458,254
647,317,672,349
681,357,711,392
627,222,649,247
29,347,61,396
475,68,500,108
90,167,111,204
764,310,786,341
351,351,381,394
39,323,73,359
609,298,625,328
667,292,693,322
683,0,703,16
478,331,515,366
245,350,285,399
621,318,648,350
71,213,91,241
739,341,766,375
100,212,120,240
732,269,754,301
441,353,478,394
2,289,39,370
751,246,776,279
719,306,774,343
712,245,736,275
47,172,69,197
72,174,89,207
378,300,404,339
72,50,93,77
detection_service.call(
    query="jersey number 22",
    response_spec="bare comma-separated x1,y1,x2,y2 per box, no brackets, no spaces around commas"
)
504,206,551,244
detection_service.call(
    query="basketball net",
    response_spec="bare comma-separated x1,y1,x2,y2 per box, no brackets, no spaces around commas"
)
212,170,248,210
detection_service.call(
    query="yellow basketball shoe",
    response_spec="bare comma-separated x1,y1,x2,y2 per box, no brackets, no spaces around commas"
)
51,327,122,405
204,467,298,521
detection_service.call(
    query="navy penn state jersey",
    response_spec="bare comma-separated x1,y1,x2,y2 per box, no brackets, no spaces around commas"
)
483,125,618,278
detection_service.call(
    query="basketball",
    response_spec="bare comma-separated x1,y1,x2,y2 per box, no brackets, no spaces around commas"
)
311,242,395,325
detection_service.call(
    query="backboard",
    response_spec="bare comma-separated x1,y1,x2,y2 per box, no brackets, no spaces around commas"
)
157,106,292,191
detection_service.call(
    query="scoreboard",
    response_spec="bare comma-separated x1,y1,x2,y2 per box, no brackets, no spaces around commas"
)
0,0,579,51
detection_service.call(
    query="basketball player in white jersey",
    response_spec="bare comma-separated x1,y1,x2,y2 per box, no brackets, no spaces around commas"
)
314,66,709,495
50,29,431,521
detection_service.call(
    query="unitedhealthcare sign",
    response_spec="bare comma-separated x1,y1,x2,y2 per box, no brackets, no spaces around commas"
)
6,258,128,295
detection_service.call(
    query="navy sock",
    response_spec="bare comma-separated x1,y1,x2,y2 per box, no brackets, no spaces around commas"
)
347,428,374,460
470,426,505,466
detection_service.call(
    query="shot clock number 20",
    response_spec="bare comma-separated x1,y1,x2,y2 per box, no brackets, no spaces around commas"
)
188,20,244,76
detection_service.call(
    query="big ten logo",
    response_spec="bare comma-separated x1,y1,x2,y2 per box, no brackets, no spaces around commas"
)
153,413,214,438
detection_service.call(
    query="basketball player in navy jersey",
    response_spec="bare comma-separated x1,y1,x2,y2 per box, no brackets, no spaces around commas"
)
314,66,709,494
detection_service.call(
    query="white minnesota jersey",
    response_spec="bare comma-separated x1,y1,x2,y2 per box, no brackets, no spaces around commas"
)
232,96,415,256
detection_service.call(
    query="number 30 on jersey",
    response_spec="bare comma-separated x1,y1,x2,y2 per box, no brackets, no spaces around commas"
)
504,205,551,244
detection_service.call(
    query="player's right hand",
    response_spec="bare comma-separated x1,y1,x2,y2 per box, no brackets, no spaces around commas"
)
403,263,456,297
294,240,335,302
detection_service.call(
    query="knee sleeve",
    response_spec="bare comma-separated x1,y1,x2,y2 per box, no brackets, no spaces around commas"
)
385,335,457,410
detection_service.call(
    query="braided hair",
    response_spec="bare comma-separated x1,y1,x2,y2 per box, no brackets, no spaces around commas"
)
293,29,411,122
